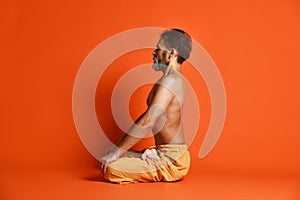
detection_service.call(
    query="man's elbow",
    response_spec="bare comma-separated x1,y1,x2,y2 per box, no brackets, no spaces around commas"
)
138,117,155,130
136,105,166,131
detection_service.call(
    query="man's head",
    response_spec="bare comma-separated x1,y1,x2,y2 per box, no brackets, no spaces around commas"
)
152,28,192,71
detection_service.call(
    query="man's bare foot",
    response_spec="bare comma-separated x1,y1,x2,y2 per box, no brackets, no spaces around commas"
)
142,149,160,161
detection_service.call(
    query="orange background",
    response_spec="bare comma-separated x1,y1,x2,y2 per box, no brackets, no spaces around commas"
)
1,0,300,199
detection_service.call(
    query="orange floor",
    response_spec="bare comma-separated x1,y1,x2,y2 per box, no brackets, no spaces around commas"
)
2,161,299,200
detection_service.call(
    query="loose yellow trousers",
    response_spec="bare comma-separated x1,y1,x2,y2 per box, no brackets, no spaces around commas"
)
103,144,190,184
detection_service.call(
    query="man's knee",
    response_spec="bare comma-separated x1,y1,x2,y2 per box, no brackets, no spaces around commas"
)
103,165,134,184
103,166,115,181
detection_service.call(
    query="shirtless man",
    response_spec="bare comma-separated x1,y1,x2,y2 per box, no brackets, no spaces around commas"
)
100,29,192,183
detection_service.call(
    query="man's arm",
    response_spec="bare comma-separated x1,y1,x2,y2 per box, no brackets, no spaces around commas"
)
117,80,175,151
100,78,175,174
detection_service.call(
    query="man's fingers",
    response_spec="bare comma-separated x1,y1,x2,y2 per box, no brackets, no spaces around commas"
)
99,158,106,175
103,163,107,175
99,161,108,175
99,160,104,175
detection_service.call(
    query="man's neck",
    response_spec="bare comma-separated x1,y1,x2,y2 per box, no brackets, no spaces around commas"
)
162,64,182,76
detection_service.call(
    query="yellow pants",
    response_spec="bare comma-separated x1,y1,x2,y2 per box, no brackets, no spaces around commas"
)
103,144,190,184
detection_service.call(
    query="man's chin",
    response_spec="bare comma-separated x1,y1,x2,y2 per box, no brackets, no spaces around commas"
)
152,66,161,71
152,63,166,71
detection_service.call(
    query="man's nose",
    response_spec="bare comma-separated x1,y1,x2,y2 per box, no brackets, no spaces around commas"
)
152,49,158,56
152,50,156,56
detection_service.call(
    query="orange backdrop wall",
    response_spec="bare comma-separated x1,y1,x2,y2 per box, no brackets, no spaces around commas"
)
1,0,300,177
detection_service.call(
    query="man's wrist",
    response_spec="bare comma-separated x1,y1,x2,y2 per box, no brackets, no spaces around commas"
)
112,146,126,157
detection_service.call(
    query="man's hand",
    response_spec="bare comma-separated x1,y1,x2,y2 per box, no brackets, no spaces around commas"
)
99,147,123,175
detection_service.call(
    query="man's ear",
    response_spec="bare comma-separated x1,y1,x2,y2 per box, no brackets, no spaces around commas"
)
169,48,178,55
168,48,178,61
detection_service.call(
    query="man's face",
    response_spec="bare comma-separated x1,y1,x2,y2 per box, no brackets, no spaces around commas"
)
152,39,169,71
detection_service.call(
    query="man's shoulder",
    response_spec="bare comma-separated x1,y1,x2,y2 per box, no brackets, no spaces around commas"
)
159,73,184,87
156,73,184,96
